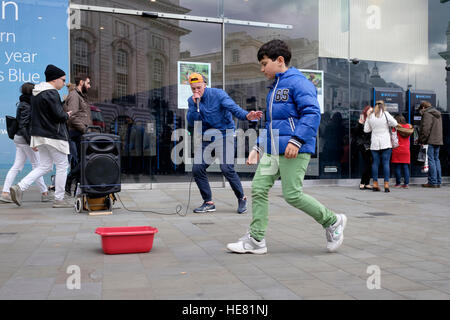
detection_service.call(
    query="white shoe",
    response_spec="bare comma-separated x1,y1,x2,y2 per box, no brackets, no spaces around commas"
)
52,199,74,208
0,194,13,203
10,185,23,206
41,194,53,202
326,214,347,253
227,232,267,254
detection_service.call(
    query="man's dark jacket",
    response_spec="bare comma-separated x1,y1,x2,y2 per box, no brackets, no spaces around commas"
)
30,82,69,141
419,106,443,145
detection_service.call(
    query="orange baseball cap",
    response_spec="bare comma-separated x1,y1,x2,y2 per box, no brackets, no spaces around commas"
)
188,73,204,84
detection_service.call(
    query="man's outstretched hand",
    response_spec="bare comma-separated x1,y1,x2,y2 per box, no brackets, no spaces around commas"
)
246,111,263,121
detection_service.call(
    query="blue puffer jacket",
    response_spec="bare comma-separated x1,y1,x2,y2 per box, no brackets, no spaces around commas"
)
255,67,321,155
187,87,248,134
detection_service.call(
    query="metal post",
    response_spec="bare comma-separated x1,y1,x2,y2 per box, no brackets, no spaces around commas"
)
70,4,292,29
222,22,226,91
222,20,227,188
218,0,224,18
348,0,351,179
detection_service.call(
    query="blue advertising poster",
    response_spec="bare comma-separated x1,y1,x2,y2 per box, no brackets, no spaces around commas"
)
0,0,69,181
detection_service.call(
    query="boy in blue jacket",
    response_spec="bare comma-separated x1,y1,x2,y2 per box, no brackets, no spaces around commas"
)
187,73,262,214
227,40,347,254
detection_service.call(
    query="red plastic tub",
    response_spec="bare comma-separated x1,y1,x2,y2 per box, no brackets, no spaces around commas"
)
95,226,158,254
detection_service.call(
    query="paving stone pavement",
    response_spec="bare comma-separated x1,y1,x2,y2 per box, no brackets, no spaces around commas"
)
0,182,449,300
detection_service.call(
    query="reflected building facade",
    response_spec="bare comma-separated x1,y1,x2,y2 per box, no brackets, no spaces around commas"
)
70,0,191,181
67,0,449,183
440,21,450,112
1,0,448,187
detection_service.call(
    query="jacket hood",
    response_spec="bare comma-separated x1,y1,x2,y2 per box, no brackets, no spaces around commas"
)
422,106,441,119
33,82,57,96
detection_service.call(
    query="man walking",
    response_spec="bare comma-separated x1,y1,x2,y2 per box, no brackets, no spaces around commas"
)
64,75,92,195
10,64,73,208
187,73,262,214
419,101,443,188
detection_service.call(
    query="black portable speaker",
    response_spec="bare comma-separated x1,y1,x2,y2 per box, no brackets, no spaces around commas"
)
80,133,121,195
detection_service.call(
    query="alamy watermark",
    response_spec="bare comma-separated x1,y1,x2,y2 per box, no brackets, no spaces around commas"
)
66,265,81,290
366,265,381,290
170,121,280,174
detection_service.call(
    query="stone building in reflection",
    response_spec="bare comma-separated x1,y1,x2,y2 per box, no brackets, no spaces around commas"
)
439,21,450,112
180,31,320,130
70,1,406,180
70,0,190,177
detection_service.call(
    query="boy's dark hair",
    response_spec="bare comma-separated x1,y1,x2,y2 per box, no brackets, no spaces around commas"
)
257,39,291,66
20,82,35,96
74,74,90,86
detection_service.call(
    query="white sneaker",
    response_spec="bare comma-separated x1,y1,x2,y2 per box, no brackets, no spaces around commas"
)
0,194,13,203
41,194,53,202
10,185,23,206
227,232,267,254
52,199,74,208
325,214,347,253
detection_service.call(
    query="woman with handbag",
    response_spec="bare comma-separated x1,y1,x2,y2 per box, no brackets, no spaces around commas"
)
353,106,373,190
364,100,398,192
1,83,50,203
392,115,413,189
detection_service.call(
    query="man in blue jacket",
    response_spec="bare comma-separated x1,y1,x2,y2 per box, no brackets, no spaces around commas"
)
187,73,262,214
226,40,347,254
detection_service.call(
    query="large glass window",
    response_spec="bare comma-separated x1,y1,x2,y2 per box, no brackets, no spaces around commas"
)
73,39,89,78
115,49,129,99
70,4,222,183
220,0,321,179
68,0,450,184
152,59,163,100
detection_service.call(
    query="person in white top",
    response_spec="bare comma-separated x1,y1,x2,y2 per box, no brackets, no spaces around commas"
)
9,65,73,208
363,100,398,192
0,83,51,203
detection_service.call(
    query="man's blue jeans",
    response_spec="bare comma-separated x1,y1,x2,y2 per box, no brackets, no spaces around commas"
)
371,148,392,182
427,145,441,185
394,163,410,185
192,137,244,202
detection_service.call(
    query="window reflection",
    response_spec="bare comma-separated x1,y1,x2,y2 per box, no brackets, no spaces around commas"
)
68,0,449,183
73,38,89,78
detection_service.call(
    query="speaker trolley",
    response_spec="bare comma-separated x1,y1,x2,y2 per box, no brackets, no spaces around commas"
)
75,132,121,216
75,192,116,216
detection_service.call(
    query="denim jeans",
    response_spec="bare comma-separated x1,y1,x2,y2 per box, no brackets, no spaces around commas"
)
427,145,441,185
371,148,392,182
394,163,410,185
192,137,244,202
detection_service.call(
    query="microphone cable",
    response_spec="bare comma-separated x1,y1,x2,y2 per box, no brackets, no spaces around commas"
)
114,175,195,217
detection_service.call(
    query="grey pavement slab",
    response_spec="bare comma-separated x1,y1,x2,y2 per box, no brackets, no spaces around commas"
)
0,183,449,300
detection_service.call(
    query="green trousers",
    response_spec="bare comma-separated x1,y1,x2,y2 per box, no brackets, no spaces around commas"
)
250,153,337,241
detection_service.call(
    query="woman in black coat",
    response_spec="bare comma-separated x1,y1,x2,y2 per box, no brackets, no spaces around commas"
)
1,83,50,203
353,106,373,190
